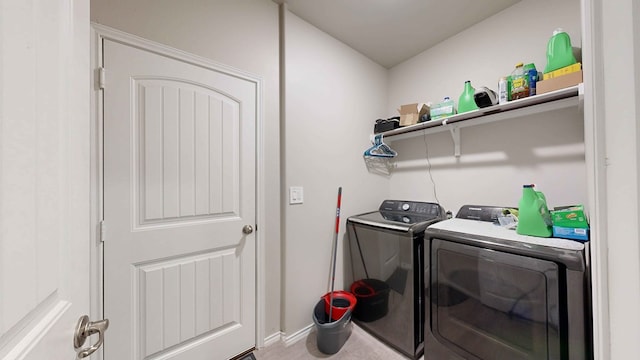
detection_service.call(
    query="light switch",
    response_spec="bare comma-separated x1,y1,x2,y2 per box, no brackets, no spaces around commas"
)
289,186,304,204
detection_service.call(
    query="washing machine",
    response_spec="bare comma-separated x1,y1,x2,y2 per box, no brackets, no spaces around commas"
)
346,200,446,359
423,205,592,360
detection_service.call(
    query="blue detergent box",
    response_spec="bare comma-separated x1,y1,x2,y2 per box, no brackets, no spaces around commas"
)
553,226,589,241
551,205,589,241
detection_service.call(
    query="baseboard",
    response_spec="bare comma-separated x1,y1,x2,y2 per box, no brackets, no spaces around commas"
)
283,323,314,347
263,331,282,347
260,323,314,349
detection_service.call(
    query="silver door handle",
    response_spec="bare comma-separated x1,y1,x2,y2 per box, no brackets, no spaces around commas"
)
242,225,253,234
74,315,109,358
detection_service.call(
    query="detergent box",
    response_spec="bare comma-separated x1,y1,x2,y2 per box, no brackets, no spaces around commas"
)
551,205,589,241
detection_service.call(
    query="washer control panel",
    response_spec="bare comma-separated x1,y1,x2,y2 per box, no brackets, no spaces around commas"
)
379,200,442,216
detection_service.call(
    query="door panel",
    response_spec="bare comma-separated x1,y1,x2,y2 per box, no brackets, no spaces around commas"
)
135,250,241,358
103,38,256,360
134,78,240,228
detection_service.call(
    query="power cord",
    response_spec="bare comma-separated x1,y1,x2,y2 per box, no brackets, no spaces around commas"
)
423,132,441,205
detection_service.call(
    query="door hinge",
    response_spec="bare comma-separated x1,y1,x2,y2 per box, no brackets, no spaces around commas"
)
99,220,107,242
98,67,106,89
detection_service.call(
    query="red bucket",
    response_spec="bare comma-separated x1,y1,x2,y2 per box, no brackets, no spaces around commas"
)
322,291,357,321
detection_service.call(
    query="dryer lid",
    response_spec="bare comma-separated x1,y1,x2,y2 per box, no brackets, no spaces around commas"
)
428,218,585,251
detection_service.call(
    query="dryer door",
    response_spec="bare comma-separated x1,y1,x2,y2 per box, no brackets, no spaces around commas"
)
429,239,561,360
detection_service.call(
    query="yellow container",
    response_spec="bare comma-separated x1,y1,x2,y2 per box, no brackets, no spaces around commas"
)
543,63,582,80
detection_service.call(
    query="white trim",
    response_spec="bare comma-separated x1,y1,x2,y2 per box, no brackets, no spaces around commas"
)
1,301,71,360
282,323,314,347
89,23,267,356
262,331,283,348
255,53,267,349
91,24,262,85
581,0,610,359
90,25,106,360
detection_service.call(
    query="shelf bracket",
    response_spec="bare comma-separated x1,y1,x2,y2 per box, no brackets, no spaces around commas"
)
443,120,461,157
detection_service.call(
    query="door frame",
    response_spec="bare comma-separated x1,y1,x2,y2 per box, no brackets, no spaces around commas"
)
581,0,609,358
89,24,267,358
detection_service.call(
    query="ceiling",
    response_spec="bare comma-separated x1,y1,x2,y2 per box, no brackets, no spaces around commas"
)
280,0,521,68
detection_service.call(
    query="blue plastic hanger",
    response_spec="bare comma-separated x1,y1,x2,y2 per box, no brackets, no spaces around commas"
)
364,134,397,158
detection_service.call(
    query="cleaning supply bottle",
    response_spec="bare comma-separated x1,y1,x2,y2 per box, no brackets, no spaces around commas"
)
523,63,538,97
440,96,456,117
498,77,508,104
544,28,577,73
441,96,455,117
458,80,479,114
516,184,553,237
510,62,529,100
431,97,456,120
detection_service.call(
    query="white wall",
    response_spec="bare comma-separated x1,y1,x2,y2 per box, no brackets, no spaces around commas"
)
90,0,282,337
387,0,586,214
282,9,389,335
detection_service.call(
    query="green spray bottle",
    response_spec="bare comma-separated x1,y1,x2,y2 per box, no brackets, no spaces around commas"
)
516,184,553,237
458,80,479,114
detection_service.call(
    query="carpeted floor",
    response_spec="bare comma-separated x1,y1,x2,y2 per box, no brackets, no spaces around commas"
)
253,324,414,360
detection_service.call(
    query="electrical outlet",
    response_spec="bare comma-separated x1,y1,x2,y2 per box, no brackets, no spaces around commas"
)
289,186,304,204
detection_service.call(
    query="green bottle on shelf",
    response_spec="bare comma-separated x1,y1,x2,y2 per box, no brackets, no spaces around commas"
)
516,184,553,237
458,80,479,114
544,28,577,73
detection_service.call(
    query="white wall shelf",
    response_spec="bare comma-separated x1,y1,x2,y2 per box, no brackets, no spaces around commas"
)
379,83,584,157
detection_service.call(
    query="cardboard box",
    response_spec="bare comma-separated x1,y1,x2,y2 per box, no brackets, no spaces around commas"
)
398,103,429,127
537,70,583,95
543,62,582,80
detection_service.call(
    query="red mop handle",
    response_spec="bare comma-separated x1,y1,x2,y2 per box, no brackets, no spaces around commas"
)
328,186,342,322
335,187,342,234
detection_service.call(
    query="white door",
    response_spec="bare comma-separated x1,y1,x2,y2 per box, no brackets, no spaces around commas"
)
102,37,257,360
0,1,96,359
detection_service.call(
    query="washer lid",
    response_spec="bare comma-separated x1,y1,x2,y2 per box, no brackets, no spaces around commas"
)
348,200,445,232
348,210,442,233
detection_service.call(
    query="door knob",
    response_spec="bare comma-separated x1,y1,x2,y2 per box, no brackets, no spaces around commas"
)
242,225,254,234
74,315,109,358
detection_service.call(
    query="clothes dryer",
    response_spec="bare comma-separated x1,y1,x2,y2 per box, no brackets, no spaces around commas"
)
423,205,591,360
